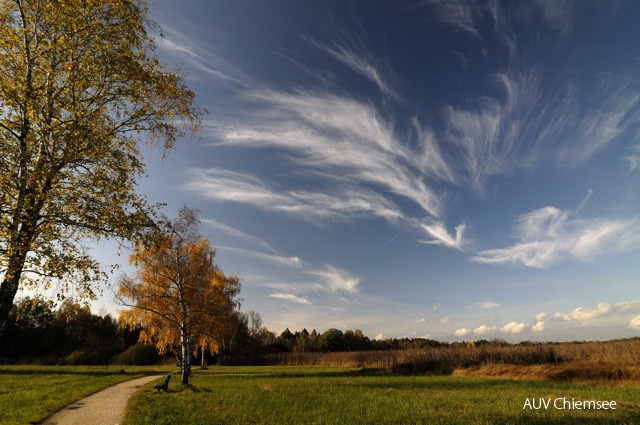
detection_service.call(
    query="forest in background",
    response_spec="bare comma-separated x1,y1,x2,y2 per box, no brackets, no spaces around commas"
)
2,296,640,385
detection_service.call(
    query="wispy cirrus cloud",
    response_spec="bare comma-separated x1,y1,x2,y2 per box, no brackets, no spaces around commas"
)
471,205,640,268
418,220,467,251
216,245,360,296
474,301,500,309
214,89,448,218
315,42,400,101
185,167,403,223
202,217,278,253
155,24,254,89
172,3,637,262
624,144,640,172
309,265,360,293
216,245,303,269
420,0,493,37
270,293,310,305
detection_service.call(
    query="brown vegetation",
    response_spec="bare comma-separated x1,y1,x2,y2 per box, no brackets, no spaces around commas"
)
242,338,640,384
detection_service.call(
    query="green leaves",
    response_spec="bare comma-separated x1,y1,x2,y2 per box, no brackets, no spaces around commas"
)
0,0,202,329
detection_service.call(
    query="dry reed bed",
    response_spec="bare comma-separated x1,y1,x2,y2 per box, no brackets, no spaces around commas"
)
245,339,640,383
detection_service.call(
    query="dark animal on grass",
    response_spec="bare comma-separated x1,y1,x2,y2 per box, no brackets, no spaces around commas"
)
154,375,171,392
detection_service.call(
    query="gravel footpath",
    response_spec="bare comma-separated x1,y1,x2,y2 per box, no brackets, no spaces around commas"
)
40,374,166,425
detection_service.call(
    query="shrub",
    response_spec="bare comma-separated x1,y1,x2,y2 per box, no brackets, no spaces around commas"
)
114,343,159,365
64,349,108,365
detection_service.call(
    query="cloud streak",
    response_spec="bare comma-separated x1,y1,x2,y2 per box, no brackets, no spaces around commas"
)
185,167,403,223
471,205,640,268
171,2,639,267
270,293,311,305
202,217,278,253
214,89,448,218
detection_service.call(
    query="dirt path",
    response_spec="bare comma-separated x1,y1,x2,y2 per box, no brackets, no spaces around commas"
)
41,374,166,425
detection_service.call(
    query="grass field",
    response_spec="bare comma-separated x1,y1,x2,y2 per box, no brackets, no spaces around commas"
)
0,365,173,425
124,366,640,424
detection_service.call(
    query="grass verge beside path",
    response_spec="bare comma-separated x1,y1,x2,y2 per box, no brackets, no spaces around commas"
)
0,365,173,425
124,366,640,425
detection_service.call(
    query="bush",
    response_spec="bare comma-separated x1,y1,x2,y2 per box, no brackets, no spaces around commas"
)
64,349,108,365
114,343,159,365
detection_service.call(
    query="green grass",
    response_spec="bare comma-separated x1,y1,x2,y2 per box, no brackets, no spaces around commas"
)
124,366,640,425
0,365,173,425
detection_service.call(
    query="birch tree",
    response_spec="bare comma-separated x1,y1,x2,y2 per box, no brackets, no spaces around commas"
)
0,0,202,335
118,207,241,385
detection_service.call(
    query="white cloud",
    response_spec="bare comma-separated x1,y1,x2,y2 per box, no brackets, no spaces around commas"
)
218,245,361,295
422,0,491,37
439,316,451,324
185,167,402,223
471,205,640,268
310,265,360,293
317,42,399,101
418,220,467,251
454,328,470,337
216,245,303,269
535,312,548,321
156,24,254,89
214,90,447,219
501,322,526,334
531,321,545,332
628,315,640,330
554,301,640,322
269,293,311,305
202,218,277,253
474,301,500,309
624,144,640,171
474,325,498,335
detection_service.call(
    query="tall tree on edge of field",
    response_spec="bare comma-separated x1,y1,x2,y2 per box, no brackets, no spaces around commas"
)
118,206,241,385
0,0,202,337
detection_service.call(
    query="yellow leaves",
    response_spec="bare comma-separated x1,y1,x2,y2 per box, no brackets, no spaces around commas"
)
118,206,240,356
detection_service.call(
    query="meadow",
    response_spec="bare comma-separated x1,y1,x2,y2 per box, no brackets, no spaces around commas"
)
124,366,640,425
0,365,173,425
3,339,640,424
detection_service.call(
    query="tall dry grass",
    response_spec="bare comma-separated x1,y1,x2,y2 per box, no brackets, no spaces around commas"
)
233,338,640,383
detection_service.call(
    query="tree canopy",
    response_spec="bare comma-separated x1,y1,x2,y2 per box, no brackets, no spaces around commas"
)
118,206,241,385
0,0,202,335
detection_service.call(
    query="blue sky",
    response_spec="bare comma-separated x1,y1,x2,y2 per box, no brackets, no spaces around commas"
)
95,0,640,342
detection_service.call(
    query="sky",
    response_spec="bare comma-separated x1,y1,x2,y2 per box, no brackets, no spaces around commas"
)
87,0,640,342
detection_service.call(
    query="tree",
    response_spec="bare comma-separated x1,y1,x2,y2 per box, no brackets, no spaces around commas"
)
0,0,202,336
118,207,241,385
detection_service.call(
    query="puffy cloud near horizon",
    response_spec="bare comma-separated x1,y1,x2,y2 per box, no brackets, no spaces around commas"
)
628,315,640,330
474,325,498,335
554,301,640,322
501,322,526,334
531,321,545,332
454,328,471,337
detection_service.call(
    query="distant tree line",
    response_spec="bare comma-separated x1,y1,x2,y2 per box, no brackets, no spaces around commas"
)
0,297,254,366
0,296,576,367
259,327,444,354
0,297,142,365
